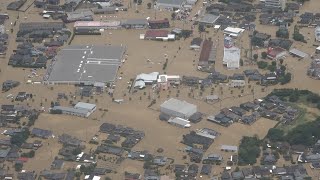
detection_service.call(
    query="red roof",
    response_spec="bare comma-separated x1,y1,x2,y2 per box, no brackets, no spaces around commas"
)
18,157,28,162
267,47,286,58
145,30,169,38
199,40,213,62
148,19,169,24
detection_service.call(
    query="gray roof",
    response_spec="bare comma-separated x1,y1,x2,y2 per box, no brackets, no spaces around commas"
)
0,148,10,158
198,14,220,24
160,98,196,118
74,102,96,111
31,128,53,138
157,0,185,6
122,19,148,25
221,145,238,151
289,48,308,58
53,106,89,115
46,45,125,84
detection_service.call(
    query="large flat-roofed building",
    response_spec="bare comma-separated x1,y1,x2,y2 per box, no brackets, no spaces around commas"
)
223,46,240,69
45,45,126,85
52,102,96,118
160,98,197,119
199,39,215,66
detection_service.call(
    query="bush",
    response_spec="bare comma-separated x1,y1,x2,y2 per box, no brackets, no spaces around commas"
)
21,150,35,158
261,52,267,59
279,73,292,85
286,117,320,146
257,61,268,69
267,64,276,72
11,128,30,147
15,163,23,172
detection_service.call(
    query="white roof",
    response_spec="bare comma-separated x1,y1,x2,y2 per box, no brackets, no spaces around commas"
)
316,46,320,50
223,47,240,69
289,48,308,58
136,72,159,82
134,80,145,89
158,74,180,83
74,102,96,111
42,14,51,18
221,145,238,151
168,117,191,127
168,34,175,39
214,25,221,29
224,27,245,34
85,175,101,180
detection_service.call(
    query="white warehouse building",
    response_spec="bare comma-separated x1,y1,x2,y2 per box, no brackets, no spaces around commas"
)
160,98,197,119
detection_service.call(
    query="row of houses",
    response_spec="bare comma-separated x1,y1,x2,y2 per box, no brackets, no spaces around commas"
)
0,16,9,56
220,164,309,180
208,95,299,127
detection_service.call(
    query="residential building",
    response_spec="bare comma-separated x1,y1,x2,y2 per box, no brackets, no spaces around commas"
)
315,26,320,42
230,80,245,87
267,47,287,60
190,37,202,50
265,0,286,11
122,19,148,29
148,19,170,29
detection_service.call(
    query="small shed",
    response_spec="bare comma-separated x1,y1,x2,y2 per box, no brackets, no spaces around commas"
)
289,48,308,59
221,145,238,152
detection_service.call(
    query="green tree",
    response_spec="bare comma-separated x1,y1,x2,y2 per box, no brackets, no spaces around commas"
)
171,12,176,20
261,52,267,59
11,128,30,147
137,0,142,4
14,163,23,172
257,61,268,69
268,64,276,72
253,54,258,60
238,136,261,165
267,128,284,141
147,2,152,8
279,73,292,85
198,24,205,33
